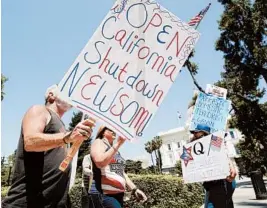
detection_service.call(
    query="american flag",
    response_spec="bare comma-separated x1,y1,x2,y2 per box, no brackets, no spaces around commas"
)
210,135,223,151
188,3,211,27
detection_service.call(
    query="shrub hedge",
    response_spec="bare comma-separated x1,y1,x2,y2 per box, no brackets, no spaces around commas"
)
124,174,204,208
1,186,10,200
1,175,204,208
69,174,204,208
69,178,83,208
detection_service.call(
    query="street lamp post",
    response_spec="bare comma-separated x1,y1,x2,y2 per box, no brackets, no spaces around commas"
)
7,165,12,186
250,142,267,199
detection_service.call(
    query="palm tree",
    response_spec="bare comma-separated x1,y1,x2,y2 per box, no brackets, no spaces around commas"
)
151,139,158,162
145,141,155,171
153,136,163,173
1,74,8,101
188,93,198,109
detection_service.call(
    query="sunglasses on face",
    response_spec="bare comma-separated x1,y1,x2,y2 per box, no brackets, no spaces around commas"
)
193,132,207,139
105,128,116,136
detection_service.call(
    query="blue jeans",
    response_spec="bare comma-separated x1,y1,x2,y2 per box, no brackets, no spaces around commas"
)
89,193,124,208
204,180,236,208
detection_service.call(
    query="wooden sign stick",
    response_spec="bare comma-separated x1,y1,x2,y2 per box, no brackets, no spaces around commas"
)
59,115,95,172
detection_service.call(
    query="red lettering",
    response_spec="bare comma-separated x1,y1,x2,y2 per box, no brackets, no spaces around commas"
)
115,30,126,46
166,32,192,57
118,62,129,83
81,75,102,100
152,55,164,72
143,13,162,33
110,94,129,116
164,65,176,82
110,4,119,11
130,107,150,134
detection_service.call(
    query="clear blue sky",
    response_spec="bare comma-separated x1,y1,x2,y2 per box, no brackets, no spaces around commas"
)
2,0,226,160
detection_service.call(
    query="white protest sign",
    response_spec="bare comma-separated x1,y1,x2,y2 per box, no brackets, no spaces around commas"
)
180,131,230,183
58,0,200,140
205,84,227,99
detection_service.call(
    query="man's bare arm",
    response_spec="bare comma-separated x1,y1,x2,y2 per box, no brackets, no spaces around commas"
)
23,105,67,152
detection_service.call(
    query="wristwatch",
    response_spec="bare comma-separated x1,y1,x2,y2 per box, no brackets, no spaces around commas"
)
63,131,72,144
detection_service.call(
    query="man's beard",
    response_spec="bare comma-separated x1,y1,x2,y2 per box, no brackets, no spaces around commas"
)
55,94,72,112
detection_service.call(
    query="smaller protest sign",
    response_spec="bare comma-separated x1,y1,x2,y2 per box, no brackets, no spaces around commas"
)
190,92,231,133
205,84,227,99
180,131,230,183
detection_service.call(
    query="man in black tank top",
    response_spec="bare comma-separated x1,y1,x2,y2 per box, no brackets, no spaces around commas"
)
2,85,96,208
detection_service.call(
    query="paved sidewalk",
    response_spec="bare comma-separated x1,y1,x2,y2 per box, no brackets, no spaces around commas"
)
233,177,267,208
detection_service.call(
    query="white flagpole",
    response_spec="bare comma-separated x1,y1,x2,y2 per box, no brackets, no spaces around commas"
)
177,111,182,127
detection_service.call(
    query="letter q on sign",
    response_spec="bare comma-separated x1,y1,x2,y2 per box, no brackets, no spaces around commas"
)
193,142,205,155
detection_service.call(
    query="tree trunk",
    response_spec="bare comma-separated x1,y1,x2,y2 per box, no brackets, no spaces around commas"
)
155,150,161,174
187,65,205,93
261,70,267,84
150,154,156,173
7,166,12,186
158,150,163,174
154,151,159,173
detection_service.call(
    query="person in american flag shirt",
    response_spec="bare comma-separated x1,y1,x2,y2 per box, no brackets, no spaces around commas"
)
190,124,237,208
89,126,147,208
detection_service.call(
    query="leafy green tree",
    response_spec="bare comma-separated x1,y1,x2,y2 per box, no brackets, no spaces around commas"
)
7,150,16,185
152,136,163,173
151,140,159,171
145,165,158,174
69,111,83,131
1,156,5,166
236,140,266,174
215,0,267,172
145,141,155,170
188,93,198,109
1,157,8,186
1,150,16,186
125,160,143,174
1,74,8,101
173,161,183,176
145,136,163,173
183,51,206,93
